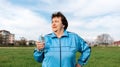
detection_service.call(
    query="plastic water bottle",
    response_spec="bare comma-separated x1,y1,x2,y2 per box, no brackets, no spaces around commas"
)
39,34,44,43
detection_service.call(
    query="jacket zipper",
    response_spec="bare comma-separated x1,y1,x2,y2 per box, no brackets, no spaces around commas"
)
59,38,61,67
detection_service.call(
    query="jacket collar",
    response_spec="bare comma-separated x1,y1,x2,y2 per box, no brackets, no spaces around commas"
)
51,30,68,38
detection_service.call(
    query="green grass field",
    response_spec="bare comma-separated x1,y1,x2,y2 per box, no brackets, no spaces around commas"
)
0,47,120,67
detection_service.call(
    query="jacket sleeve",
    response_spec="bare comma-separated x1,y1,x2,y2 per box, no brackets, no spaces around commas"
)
33,48,44,63
76,35,91,66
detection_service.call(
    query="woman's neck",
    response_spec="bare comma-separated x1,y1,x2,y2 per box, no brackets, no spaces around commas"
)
55,29,64,38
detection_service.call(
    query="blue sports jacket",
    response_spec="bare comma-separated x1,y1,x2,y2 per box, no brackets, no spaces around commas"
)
33,31,91,67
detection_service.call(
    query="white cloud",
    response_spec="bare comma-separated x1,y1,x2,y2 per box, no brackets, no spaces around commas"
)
0,0,51,40
31,0,89,13
0,0,120,41
67,14,120,41
74,0,120,18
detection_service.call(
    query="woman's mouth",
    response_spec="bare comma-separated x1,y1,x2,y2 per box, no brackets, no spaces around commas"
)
52,26,57,28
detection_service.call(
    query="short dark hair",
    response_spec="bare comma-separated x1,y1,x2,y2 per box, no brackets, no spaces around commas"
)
51,12,68,30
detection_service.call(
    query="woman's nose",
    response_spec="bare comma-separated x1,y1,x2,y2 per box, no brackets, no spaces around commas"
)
52,22,56,26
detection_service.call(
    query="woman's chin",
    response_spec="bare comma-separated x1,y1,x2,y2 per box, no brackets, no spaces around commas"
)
53,30,57,33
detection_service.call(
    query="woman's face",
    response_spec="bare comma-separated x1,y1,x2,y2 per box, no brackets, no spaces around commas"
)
51,17,64,33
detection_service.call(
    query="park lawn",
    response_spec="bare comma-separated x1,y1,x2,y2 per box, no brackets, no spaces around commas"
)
0,47,41,67
81,47,120,67
0,47,120,67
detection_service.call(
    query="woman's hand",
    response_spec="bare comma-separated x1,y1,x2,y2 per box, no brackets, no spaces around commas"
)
36,41,44,50
76,64,82,67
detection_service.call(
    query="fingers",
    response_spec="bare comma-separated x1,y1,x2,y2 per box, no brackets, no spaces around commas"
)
36,41,44,50
75,64,81,67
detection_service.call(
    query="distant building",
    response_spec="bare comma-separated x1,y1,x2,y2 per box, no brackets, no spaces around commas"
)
114,41,120,47
26,40,36,46
0,30,15,45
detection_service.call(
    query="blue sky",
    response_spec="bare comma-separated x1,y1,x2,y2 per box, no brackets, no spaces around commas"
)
0,0,120,41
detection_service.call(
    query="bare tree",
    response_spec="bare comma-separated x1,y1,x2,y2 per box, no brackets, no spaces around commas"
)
19,37,27,46
95,33,114,46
